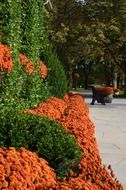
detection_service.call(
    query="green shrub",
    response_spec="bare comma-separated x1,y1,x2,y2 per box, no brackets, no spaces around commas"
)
44,44,68,98
1,0,51,109
0,111,83,177
19,70,51,109
21,0,44,63
1,1,9,44
4,0,22,59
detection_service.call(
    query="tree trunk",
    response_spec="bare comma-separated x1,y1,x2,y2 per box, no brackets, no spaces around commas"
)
68,66,73,89
113,72,117,88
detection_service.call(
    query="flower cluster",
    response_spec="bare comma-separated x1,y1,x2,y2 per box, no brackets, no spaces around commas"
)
0,44,48,79
39,61,48,79
24,97,67,120
95,86,119,95
19,53,34,74
0,44,13,72
25,93,123,190
73,72,80,79
0,147,56,189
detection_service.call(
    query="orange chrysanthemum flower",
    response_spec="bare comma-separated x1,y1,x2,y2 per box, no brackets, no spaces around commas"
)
0,44,48,79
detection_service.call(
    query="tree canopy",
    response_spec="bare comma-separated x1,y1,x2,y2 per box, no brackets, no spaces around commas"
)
49,0,126,90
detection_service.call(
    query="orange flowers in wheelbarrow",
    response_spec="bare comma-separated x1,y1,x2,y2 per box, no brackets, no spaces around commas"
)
95,86,119,96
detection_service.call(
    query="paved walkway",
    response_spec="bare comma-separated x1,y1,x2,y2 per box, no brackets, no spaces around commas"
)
84,95,126,189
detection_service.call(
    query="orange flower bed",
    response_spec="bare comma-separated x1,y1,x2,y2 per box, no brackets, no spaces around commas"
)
24,97,67,120
95,86,119,95
0,147,56,189
0,94,124,189
0,44,48,79
0,44,123,189
25,93,124,190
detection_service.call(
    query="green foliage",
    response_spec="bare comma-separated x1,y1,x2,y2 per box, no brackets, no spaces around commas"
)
6,0,22,61
45,44,68,98
0,1,74,178
1,69,51,110
0,0,25,109
1,0,51,109
21,0,43,63
50,0,126,89
1,1,71,179
20,0,50,63
0,0,9,43
0,111,83,177
20,71,51,108
1,0,25,101
0,63,28,112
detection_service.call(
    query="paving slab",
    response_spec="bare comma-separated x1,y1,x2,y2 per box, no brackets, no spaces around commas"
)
84,96,126,189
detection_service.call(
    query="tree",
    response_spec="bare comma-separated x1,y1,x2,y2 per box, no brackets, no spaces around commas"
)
79,0,126,88
49,0,85,87
49,0,126,89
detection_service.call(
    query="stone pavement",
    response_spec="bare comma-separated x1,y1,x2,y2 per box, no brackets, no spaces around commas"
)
84,95,126,189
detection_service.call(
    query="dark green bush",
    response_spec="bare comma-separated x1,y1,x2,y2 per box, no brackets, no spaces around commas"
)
0,111,83,177
44,44,68,98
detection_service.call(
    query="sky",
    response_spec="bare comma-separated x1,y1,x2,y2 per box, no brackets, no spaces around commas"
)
76,0,86,5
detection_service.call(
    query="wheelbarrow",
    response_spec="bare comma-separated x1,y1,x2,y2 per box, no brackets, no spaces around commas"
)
90,86,113,105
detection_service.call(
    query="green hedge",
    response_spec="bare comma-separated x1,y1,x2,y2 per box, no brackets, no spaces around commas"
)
0,111,83,177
